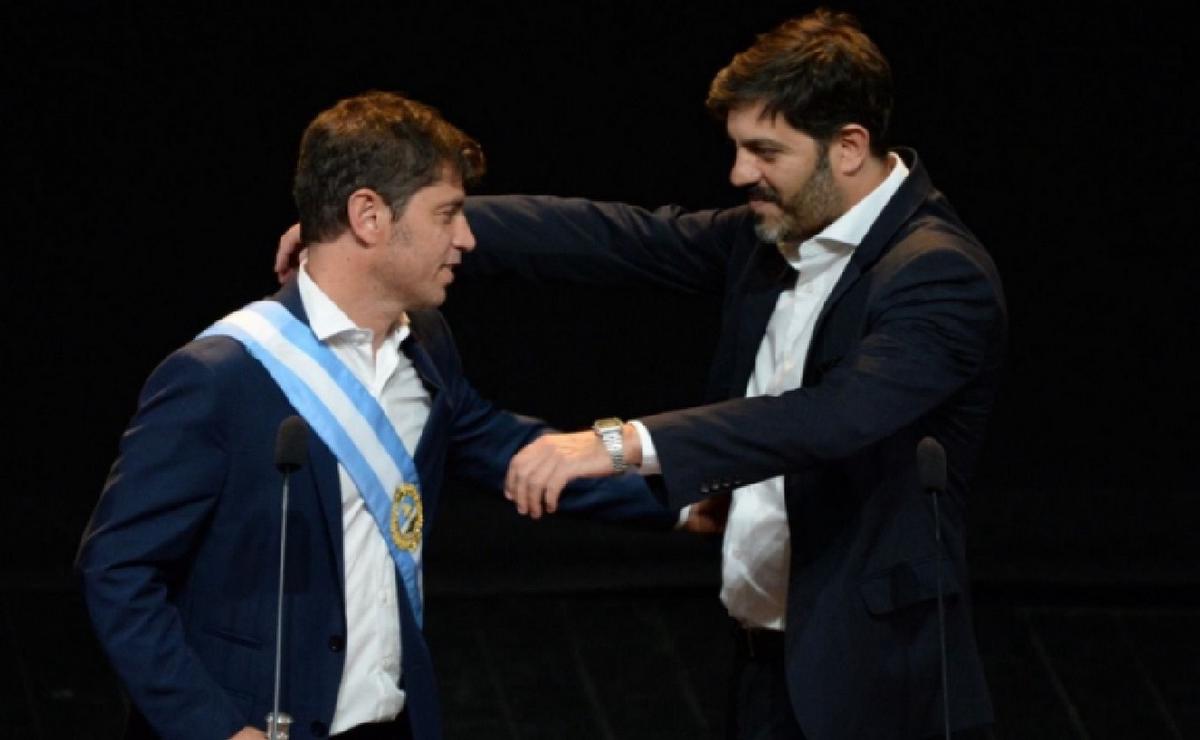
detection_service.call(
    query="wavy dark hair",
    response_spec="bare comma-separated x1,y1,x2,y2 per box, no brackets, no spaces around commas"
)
707,9,893,156
293,91,485,243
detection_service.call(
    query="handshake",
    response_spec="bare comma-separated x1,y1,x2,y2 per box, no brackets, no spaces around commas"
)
503,420,729,534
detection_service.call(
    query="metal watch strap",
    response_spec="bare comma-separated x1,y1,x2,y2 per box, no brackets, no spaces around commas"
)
592,417,627,473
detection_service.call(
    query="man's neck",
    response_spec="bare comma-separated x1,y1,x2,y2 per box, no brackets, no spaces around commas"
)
840,153,895,213
305,241,404,352
779,153,897,249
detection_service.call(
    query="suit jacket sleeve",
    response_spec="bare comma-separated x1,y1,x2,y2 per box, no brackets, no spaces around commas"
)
464,194,742,294
76,342,250,740
641,239,1007,510
427,313,675,526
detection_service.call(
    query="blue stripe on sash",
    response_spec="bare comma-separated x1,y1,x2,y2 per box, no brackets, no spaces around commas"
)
261,302,421,489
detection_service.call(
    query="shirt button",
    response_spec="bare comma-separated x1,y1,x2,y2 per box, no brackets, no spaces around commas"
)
328,635,344,652
310,720,329,737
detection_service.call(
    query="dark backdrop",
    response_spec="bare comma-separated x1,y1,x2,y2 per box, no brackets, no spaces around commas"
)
4,1,1197,595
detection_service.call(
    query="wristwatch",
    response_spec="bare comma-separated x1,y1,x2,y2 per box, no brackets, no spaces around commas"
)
592,417,627,473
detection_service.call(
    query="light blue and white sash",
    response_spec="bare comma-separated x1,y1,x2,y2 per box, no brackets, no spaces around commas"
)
199,300,426,626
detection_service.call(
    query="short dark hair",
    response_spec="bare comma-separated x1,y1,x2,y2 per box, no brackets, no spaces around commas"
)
293,91,485,243
706,9,893,156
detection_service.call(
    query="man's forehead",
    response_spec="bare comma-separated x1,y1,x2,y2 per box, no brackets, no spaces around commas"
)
418,168,466,200
728,105,786,136
725,102,815,145
432,162,465,187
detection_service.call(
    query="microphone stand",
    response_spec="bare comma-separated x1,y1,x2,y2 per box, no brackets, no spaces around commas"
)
931,479,950,740
918,436,951,740
268,416,308,740
268,470,292,740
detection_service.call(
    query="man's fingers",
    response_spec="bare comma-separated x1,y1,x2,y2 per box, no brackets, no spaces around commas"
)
543,472,569,514
505,446,537,505
505,442,541,501
507,442,553,517
519,454,560,519
683,492,732,534
274,223,305,283
505,432,607,519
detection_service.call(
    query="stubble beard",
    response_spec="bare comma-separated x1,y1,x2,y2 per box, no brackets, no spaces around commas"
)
752,154,840,245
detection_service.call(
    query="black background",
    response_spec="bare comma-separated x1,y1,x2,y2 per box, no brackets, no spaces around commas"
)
4,0,1198,614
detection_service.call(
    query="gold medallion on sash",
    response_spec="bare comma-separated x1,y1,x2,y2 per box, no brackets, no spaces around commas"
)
389,483,423,552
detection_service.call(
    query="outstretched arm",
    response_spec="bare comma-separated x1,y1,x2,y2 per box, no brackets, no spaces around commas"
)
275,197,743,291
412,311,674,526
503,424,643,519
505,242,1005,513
462,195,740,293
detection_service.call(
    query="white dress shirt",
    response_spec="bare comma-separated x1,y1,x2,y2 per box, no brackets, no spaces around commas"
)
297,265,431,733
637,154,909,630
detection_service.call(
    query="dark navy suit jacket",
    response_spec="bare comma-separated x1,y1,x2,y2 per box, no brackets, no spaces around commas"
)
77,280,667,740
465,150,1006,740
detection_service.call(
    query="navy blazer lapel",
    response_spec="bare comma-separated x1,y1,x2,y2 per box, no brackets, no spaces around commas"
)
400,313,450,479
400,325,446,398
811,149,933,336
271,279,346,600
273,278,309,324
303,435,346,601
731,240,796,394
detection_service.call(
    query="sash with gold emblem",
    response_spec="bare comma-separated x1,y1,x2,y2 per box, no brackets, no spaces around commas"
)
199,300,427,625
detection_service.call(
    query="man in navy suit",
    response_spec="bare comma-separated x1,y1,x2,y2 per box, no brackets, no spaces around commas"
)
78,91,664,740
479,10,1005,740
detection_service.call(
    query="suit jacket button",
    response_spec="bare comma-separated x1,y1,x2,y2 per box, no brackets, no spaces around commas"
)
328,635,345,652
310,720,328,737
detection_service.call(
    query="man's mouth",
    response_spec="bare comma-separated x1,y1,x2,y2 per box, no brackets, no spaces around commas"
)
747,185,781,210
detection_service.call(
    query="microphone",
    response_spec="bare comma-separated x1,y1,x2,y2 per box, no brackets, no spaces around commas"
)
275,415,309,473
269,415,308,740
917,436,951,740
917,436,947,494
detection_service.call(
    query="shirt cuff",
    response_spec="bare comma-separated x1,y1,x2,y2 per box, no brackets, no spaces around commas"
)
630,420,661,475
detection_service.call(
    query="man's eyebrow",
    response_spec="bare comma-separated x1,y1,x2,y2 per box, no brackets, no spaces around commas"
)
738,137,788,152
436,197,466,211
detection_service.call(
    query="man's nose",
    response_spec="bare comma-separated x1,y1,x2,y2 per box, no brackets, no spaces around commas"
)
454,214,476,251
729,149,761,188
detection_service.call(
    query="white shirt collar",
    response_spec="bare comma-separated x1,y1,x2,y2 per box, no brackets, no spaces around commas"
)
781,152,909,265
297,262,411,345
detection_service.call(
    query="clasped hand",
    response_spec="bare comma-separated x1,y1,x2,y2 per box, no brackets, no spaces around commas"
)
504,431,617,518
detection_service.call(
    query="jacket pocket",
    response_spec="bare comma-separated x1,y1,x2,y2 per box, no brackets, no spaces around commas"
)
859,557,960,615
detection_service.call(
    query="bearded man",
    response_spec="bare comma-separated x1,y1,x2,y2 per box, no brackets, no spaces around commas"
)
474,10,1006,740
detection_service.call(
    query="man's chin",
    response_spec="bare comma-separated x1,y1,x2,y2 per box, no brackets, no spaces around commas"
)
752,216,786,244
408,289,448,311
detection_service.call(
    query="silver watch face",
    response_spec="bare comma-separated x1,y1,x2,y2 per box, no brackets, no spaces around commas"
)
594,417,622,432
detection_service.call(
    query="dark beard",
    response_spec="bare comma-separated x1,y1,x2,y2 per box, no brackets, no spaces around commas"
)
750,151,839,244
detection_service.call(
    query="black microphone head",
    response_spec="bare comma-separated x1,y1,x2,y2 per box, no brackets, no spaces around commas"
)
917,436,947,493
274,415,309,473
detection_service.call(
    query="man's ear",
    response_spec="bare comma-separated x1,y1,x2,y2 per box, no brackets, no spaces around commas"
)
346,188,389,245
830,124,871,177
